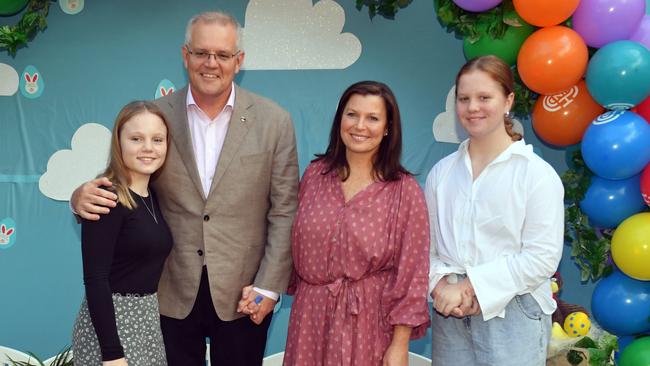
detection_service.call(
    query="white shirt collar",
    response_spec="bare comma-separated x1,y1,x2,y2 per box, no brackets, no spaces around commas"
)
458,138,534,164
185,82,236,116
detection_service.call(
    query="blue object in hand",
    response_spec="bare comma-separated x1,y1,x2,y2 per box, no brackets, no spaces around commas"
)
254,294,264,305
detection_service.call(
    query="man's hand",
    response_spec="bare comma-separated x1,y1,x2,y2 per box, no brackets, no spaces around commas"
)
237,285,276,325
71,177,117,220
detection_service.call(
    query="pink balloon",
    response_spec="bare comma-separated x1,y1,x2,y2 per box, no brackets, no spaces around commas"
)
452,0,502,12
630,15,650,51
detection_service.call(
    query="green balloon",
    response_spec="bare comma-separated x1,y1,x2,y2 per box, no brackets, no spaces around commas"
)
618,337,650,366
0,0,29,16
463,21,535,66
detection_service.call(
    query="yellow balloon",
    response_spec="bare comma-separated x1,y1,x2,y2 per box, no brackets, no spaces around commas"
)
612,212,650,280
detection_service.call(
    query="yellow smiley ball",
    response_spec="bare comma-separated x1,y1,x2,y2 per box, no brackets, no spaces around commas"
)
563,311,591,337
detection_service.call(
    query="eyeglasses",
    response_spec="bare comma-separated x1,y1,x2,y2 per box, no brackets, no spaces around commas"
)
185,46,240,63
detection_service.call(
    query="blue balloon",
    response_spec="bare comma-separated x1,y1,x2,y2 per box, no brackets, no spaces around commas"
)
586,40,650,109
615,335,637,363
581,110,650,180
580,174,646,228
592,270,650,336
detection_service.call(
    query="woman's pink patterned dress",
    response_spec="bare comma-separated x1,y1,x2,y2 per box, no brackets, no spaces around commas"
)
283,160,431,366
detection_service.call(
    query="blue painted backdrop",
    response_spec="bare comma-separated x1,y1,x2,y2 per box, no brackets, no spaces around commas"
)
0,0,595,359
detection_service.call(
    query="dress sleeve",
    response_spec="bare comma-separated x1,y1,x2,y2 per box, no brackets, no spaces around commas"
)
382,177,431,339
81,206,126,361
466,171,565,320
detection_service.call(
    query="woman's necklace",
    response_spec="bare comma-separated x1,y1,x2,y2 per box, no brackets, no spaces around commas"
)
139,189,158,224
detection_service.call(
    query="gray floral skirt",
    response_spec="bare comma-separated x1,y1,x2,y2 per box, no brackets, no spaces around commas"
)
72,293,167,366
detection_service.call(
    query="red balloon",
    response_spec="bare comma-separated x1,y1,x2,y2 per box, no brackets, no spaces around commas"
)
642,163,650,207
517,26,589,95
636,95,650,124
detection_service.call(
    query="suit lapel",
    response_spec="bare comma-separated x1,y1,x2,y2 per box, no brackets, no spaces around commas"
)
165,87,205,201
207,85,253,198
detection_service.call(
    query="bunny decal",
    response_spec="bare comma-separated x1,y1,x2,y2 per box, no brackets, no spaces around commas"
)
20,65,44,98
60,0,84,15
0,224,14,245
155,79,176,99
24,72,39,94
159,87,174,97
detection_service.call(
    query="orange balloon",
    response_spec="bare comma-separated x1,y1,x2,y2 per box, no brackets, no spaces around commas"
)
513,0,579,27
532,80,604,146
517,26,588,95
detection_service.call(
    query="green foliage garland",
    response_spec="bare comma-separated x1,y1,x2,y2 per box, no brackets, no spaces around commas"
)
355,0,413,19
436,0,515,42
0,0,54,57
562,150,613,282
434,0,537,116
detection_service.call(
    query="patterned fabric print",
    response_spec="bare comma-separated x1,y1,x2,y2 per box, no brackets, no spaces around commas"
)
72,294,167,366
284,161,431,366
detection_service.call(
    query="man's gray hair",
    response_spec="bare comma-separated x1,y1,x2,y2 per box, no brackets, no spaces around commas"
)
184,11,243,51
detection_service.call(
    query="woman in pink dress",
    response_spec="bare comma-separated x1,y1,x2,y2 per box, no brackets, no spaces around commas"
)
283,81,431,366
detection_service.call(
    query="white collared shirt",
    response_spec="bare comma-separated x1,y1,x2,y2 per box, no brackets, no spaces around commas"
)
186,85,235,198
425,139,564,321
186,83,278,302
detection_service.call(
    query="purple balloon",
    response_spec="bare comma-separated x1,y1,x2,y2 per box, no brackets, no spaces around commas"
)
573,0,646,48
452,0,502,12
630,15,650,51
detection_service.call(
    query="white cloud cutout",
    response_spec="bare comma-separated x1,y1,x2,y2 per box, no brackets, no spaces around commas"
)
39,123,111,201
241,0,361,70
0,63,19,96
432,86,524,144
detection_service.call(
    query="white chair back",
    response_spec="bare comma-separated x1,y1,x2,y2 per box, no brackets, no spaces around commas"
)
0,346,34,366
259,351,432,365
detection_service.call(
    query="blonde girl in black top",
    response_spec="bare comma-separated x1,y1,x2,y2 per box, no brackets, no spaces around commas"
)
72,101,173,366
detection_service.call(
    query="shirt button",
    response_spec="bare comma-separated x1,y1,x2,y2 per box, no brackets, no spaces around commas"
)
204,215,210,221
197,249,204,256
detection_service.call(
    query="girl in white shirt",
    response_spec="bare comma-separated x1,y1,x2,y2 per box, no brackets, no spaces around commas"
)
426,55,564,366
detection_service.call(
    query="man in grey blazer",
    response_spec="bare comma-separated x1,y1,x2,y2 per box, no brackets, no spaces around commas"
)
71,11,298,366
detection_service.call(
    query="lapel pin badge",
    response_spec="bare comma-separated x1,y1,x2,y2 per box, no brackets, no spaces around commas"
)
240,116,246,123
